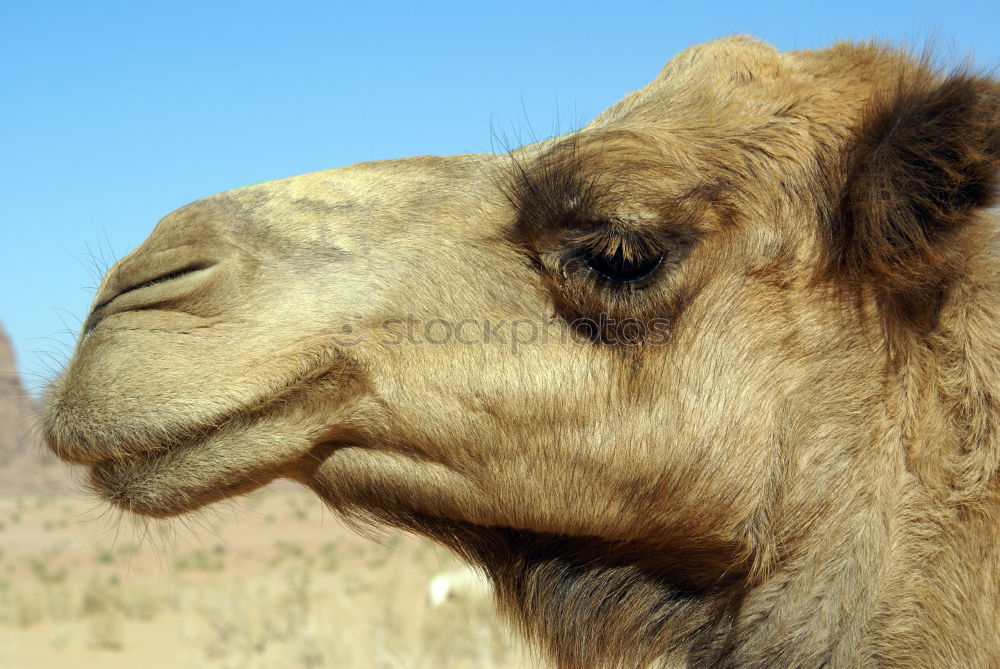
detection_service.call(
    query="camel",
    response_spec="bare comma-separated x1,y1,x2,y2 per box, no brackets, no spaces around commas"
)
42,37,1000,667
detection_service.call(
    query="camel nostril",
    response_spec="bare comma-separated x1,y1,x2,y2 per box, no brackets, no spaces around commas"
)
85,262,216,334
102,263,212,308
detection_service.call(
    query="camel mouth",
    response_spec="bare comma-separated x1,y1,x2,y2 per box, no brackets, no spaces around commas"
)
43,340,359,517
84,439,213,517
84,444,273,519
84,461,162,517
42,402,193,467
81,414,333,518
87,455,161,512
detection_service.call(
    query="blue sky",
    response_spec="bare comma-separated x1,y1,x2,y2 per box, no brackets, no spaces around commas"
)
3,0,999,394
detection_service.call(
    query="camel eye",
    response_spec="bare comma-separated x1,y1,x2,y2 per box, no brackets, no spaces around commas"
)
583,248,664,284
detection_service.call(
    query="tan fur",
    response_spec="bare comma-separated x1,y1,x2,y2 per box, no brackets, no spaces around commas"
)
42,38,1000,667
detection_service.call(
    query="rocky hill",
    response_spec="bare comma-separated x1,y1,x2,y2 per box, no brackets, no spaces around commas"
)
0,322,69,493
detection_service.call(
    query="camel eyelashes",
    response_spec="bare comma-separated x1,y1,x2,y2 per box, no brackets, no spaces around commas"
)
583,248,664,284
570,225,667,284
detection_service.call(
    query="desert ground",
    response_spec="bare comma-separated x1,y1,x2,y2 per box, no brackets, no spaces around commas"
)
0,483,541,668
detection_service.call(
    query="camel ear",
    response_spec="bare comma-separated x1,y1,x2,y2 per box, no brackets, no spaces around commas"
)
828,71,1000,293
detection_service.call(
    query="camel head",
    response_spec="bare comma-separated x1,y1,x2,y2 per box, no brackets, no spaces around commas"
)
43,38,1000,667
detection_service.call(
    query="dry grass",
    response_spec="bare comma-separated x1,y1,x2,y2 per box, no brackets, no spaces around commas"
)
0,488,542,668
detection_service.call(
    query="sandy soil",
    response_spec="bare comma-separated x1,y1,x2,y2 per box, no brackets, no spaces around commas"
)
0,485,543,668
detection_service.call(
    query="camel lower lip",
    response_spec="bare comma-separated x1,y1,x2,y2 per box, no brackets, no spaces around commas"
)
87,456,158,513
86,449,210,518
48,438,168,467
86,442,182,471
83,424,312,518
89,450,165,485
85,443,205,515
